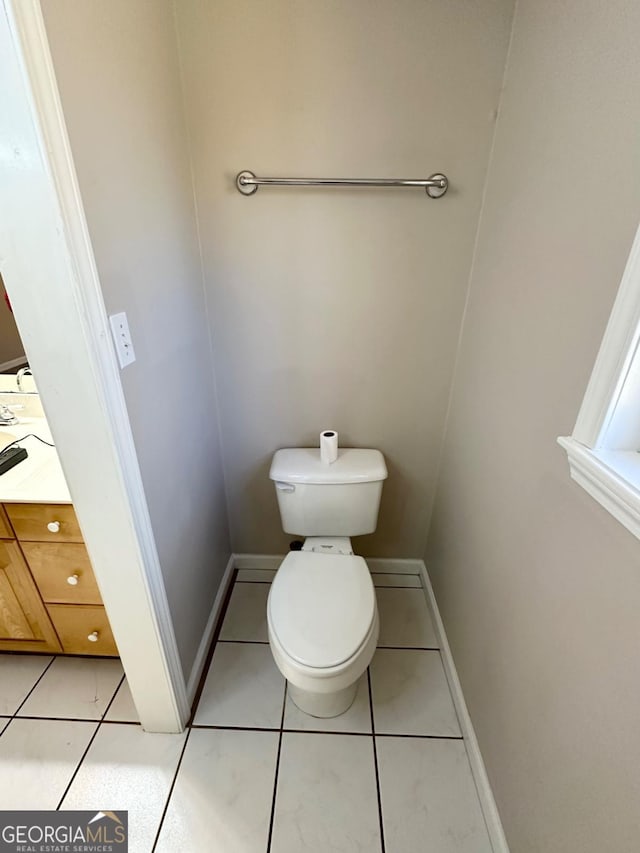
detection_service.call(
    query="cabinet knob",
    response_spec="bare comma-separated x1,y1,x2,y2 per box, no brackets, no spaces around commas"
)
87,631,99,643
67,573,79,586
47,521,61,533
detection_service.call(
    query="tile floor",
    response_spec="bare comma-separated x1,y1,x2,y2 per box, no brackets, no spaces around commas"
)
0,568,493,852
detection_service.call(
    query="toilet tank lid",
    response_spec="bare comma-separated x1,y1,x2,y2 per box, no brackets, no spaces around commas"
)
270,448,388,485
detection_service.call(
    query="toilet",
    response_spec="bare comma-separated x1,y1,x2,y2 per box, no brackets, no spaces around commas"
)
267,445,388,717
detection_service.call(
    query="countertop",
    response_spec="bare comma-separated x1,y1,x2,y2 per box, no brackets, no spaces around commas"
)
0,410,71,504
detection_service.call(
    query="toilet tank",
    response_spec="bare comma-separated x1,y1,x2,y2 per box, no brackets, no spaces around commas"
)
270,448,388,536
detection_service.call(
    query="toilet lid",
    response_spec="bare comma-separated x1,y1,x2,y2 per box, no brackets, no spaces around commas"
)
268,551,376,669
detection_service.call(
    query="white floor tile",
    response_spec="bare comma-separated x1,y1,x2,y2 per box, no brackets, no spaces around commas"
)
18,657,124,720
0,654,52,715
236,569,276,583
156,728,279,853
283,675,372,734
220,583,269,642
376,588,438,648
371,573,421,588
194,642,285,728
370,649,461,736
60,722,186,853
377,737,492,853
272,732,382,853
0,717,96,809
104,678,138,723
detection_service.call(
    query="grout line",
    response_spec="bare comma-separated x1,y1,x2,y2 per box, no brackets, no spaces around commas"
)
188,723,463,740
153,572,239,847
375,732,463,740
14,714,128,724
191,723,280,732
376,645,440,651
14,671,126,727
151,727,193,852
266,681,287,853
281,727,371,737
11,655,56,718
281,729,460,739
367,668,386,853
0,717,11,740
55,721,101,810
437,648,465,739
186,569,238,726
55,671,125,811
218,642,442,650
100,673,126,721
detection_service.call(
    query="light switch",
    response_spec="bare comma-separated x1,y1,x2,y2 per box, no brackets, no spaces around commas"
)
109,311,136,368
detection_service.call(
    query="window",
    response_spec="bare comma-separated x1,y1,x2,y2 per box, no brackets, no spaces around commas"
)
559,223,640,539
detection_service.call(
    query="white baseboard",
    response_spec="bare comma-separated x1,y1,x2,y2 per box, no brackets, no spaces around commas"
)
420,562,510,853
365,557,422,574
233,553,422,574
233,553,284,571
185,553,235,702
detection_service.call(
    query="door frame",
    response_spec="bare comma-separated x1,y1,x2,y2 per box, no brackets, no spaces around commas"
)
0,0,189,732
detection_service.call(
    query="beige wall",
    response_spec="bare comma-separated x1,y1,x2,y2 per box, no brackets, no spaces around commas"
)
175,0,514,556
0,277,25,367
426,1,640,850
41,0,231,677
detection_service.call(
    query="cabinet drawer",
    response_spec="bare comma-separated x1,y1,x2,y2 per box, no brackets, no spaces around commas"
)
22,542,102,606
5,503,83,543
47,604,117,656
0,505,13,539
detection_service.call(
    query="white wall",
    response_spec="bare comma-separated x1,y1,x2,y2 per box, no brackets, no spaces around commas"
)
426,1,640,850
175,0,515,556
40,0,231,677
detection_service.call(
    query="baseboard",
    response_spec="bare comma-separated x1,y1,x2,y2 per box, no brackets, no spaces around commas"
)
365,557,422,574
185,553,235,702
419,562,510,853
233,553,422,575
233,553,284,571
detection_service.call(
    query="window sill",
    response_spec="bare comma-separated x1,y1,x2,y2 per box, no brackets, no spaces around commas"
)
558,436,640,540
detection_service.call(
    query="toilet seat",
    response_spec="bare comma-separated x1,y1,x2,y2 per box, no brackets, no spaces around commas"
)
268,551,376,669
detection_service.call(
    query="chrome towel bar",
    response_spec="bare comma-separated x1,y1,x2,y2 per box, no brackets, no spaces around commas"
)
235,170,449,199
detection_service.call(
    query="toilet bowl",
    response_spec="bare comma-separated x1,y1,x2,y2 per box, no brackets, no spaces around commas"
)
268,443,387,718
267,548,379,717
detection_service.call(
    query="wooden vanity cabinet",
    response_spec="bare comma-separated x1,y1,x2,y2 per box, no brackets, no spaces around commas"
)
0,502,117,656
0,538,61,652
0,505,13,539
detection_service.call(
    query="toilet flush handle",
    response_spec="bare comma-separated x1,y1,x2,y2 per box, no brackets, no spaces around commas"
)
275,481,295,493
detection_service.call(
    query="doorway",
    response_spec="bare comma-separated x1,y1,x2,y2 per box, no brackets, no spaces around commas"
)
0,1,189,732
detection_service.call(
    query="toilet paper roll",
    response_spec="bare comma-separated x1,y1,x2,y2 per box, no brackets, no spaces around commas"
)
320,430,338,464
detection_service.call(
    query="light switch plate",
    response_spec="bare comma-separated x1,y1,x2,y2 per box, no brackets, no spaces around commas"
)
109,311,136,368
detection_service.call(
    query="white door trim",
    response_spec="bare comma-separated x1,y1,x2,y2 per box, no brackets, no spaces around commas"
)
1,0,188,732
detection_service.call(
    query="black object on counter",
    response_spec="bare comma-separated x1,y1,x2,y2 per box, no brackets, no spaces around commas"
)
0,446,28,475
